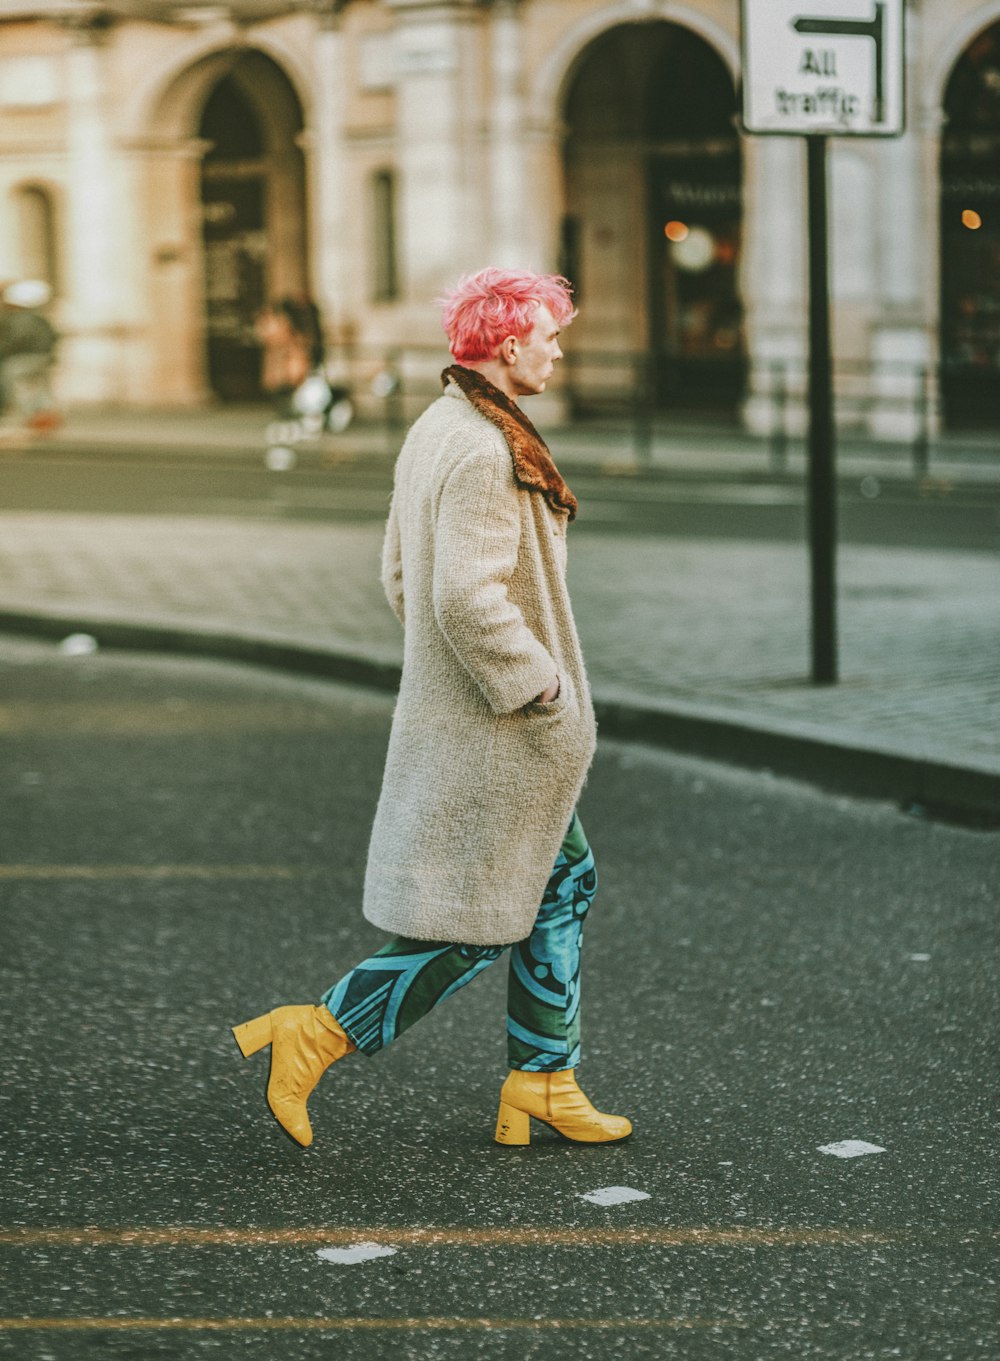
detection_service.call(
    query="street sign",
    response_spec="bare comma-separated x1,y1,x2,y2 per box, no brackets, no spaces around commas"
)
741,0,905,137
740,2,907,683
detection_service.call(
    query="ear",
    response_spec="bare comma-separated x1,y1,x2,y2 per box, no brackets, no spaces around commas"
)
498,334,518,367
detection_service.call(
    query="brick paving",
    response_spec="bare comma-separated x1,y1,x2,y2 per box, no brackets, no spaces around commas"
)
0,504,996,775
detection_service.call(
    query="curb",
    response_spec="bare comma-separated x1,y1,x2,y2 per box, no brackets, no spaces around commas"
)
1,607,997,827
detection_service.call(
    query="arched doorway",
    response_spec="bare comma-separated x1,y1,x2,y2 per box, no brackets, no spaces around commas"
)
561,22,744,414
940,21,1000,427
197,51,308,399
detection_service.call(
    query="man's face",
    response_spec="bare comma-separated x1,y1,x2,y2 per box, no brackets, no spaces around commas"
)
507,304,564,396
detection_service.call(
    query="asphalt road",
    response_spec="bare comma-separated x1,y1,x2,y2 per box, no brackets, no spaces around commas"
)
2,449,998,551
0,638,997,1359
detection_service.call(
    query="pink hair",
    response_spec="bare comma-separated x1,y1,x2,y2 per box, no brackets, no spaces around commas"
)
439,267,576,362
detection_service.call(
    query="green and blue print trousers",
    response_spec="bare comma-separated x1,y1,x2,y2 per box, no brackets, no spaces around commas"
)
321,813,597,1072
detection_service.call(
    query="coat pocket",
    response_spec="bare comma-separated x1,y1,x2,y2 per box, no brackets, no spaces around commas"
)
520,671,579,751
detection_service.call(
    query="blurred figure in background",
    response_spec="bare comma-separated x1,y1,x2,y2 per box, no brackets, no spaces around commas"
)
286,292,325,372
0,281,59,436
259,292,351,447
254,298,310,409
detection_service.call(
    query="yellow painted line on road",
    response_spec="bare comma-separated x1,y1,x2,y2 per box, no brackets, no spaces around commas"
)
0,865,318,880
0,1225,895,1249
0,1316,744,1333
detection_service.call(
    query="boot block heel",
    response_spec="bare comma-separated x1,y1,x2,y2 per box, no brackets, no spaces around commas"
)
495,1100,530,1146
232,1013,272,1058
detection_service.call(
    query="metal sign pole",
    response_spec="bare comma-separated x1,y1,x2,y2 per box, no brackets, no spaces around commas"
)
805,135,837,685
740,0,905,688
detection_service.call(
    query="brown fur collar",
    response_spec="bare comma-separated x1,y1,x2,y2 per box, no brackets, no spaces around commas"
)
442,364,578,521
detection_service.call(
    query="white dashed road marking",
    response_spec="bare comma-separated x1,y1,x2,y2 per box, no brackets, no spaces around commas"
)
315,1243,398,1265
817,1141,887,1159
579,1187,651,1207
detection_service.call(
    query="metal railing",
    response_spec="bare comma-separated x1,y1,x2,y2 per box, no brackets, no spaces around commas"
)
320,342,998,479
761,358,940,479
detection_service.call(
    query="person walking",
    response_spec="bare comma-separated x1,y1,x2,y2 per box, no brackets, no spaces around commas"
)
254,298,311,407
286,291,325,371
0,280,58,433
233,268,631,1149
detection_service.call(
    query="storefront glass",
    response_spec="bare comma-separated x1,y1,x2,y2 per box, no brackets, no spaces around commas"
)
941,22,1000,427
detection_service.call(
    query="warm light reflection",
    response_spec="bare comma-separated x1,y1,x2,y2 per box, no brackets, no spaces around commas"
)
961,209,983,230
664,220,689,242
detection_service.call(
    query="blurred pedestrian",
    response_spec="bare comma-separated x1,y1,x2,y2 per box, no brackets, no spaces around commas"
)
287,291,325,371
0,280,59,434
254,298,310,407
233,268,632,1150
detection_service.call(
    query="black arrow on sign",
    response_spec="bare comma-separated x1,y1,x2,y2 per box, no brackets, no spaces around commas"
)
794,2,886,122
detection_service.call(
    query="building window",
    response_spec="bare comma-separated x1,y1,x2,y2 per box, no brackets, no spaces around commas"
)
12,183,59,294
371,169,399,302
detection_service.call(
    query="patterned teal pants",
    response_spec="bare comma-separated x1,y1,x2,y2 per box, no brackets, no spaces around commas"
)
321,814,597,1072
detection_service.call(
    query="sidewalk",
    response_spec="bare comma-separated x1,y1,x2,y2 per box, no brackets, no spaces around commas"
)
1,407,998,820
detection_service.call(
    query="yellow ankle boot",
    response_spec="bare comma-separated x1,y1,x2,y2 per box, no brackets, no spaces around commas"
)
232,1005,355,1147
495,1069,632,1145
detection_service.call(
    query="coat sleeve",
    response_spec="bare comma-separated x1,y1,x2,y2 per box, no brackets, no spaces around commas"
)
380,494,405,626
432,442,556,715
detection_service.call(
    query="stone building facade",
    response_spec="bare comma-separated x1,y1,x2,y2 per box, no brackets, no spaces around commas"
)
0,0,998,432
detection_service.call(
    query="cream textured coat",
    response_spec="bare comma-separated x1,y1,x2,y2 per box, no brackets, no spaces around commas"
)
362,382,598,945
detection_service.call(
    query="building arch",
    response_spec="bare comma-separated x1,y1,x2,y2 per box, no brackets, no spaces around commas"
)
529,1,739,130
123,27,314,146
135,42,311,400
557,18,744,414
926,3,1000,119
938,13,1000,425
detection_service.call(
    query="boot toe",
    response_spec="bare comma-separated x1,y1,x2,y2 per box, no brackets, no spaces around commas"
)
268,1095,313,1147
578,1114,632,1143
